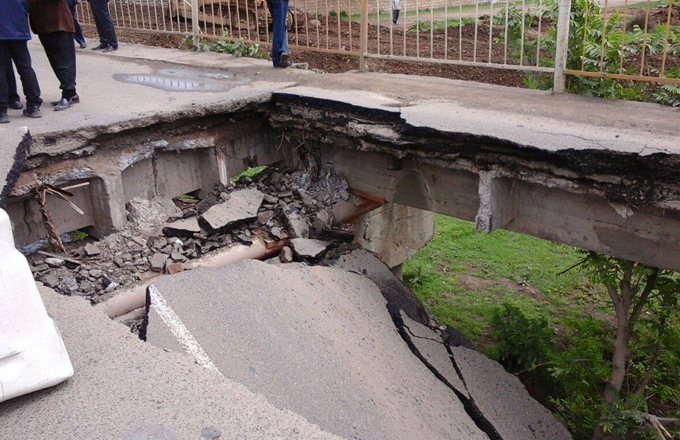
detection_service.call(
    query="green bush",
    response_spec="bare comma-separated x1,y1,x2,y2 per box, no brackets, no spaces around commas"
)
185,29,262,58
491,303,555,371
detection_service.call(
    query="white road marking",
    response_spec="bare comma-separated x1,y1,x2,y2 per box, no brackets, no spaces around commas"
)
148,284,221,374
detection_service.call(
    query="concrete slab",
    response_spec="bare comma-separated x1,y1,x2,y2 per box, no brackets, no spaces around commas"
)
451,346,573,440
147,260,489,440
0,285,341,440
400,311,469,399
199,188,264,232
0,126,29,209
327,248,431,324
289,238,331,259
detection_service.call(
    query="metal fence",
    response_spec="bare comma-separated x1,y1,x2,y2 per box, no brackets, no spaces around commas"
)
75,0,680,91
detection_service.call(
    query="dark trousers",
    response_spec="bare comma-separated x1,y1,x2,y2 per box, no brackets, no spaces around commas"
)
0,40,42,112
6,62,20,103
38,32,77,100
90,0,118,48
66,0,86,45
266,0,289,66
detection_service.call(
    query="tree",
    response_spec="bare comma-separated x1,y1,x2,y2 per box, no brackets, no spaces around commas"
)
581,253,680,440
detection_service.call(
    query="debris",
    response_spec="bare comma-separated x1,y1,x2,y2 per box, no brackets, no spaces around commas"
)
37,251,81,267
83,243,102,256
162,217,202,237
126,196,183,237
45,257,66,268
166,262,184,275
279,246,293,263
199,188,264,232
283,209,309,239
150,253,169,272
290,238,331,260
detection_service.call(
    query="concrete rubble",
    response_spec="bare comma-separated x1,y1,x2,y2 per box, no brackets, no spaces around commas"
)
290,238,332,260
26,167,352,301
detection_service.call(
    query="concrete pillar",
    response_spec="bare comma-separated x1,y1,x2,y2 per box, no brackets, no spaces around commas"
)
352,203,434,269
89,173,127,238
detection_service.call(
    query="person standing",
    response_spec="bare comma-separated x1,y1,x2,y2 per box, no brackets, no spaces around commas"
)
67,0,87,48
28,0,78,111
0,0,43,123
89,0,118,52
267,0,290,68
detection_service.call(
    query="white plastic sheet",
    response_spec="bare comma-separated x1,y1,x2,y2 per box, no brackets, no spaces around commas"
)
0,208,73,402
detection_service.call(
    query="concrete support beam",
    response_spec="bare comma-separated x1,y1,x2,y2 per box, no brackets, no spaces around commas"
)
316,144,680,272
89,173,127,239
475,172,517,233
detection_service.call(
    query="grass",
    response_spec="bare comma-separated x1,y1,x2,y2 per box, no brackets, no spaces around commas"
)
230,165,268,182
344,0,538,21
403,215,610,352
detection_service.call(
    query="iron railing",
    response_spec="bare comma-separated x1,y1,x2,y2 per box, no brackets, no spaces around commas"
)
75,0,680,91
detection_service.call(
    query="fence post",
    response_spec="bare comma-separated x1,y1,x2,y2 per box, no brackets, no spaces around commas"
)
191,0,201,46
553,0,572,93
359,0,369,71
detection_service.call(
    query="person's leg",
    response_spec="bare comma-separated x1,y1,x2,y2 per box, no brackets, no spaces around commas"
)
90,0,109,48
269,0,289,67
39,32,77,102
8,41,42,109
0,43,10,120
6,62,21,106
90,0,117,50
67,0,86,46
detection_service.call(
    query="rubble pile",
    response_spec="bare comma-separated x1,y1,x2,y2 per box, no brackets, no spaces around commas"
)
28,167,352,300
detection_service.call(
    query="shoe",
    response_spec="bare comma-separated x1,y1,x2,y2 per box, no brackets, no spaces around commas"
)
51,95,79,106
22,106,41,118
79,42,87,49
53,98,73,111
0,113,9,124
279,52,290,68
102,46,118,53
92,43,108,50
9,100,23,110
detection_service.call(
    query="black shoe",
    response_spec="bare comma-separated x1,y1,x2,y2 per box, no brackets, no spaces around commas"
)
92,43,108,50
279,52,290,68
102,45,118,53
22,106,41,118
9,100,23,110
0,113,9,124
51,95,80,106
53,98,73,111
79,41,87,49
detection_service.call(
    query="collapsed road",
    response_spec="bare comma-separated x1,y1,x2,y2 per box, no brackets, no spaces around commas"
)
1,41,678,439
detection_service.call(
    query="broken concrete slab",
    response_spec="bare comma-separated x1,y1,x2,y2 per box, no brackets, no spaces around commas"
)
290,238,332,260
0,126,29,210
283,209,309,239
147,261,489,440
199,188,264,232
451,346,572,440
83,243,102,256
150,252,169,272
327,248,431,325
162,217,202,237
0,285,341,440
400,311,469,399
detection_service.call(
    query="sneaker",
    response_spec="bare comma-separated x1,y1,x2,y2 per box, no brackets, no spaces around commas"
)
53,98,73,111
102,45,118,53
279,52,290,68
79,42,87,49
0,113,9,124
22,106,41,118
92,43,108,50
51,95,80,106
9,100,23,110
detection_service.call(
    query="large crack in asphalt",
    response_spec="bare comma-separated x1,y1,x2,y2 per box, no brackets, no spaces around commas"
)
390,309,503,440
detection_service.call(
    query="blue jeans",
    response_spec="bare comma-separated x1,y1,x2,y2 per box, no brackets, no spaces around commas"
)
267,0,289,67
66,0,86,46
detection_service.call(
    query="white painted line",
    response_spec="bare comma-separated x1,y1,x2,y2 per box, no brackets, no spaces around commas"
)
148,285,221,374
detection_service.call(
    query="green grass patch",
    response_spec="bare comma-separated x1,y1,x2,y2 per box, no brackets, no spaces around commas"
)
403,215,609,345
230,166,269,182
